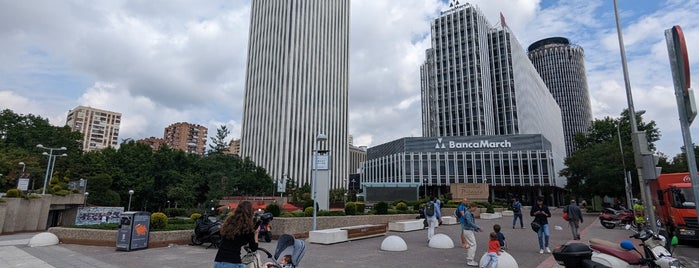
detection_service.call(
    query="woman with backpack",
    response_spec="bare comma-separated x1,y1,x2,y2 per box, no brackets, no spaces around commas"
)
424,196,441,242
512,198,524,229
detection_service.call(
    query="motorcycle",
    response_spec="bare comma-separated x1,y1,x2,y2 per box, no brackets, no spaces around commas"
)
598,207,636,229
191,214,222,248
254,210,274,242
554,226,680,268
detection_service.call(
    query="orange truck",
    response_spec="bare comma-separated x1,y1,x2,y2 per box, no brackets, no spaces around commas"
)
649,172,698,242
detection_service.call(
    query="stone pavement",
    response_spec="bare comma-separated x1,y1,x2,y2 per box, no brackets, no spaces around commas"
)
1,208,697,267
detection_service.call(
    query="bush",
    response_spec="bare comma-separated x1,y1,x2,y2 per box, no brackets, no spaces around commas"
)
54,190,71,196
265,203,282,217
395,202,408,211
151,212,168,229
190,213,202,221
5,189,22,198
164,208,187,217
303,199,318,210
355,202,366,213
345,202,357,215
304,207,314,217
52,185,62,193
486,203,495,213
374,201,389,215
318,210,345,216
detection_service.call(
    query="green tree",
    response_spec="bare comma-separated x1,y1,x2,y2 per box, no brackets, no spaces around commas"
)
208,125,230,154
561,109,660,197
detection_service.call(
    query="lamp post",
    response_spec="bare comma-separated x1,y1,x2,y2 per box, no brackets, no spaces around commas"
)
19,162,26,173
423,178,428,198
84,192,89,206
312,132,327,231
616,120,634,210
36,144,67,195
128,190,134,211
167,200,171,209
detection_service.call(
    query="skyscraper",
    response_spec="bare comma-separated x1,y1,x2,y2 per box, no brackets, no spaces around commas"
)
240,0,349,189
65,105,121,152
528,37,592,156
419,2,566,187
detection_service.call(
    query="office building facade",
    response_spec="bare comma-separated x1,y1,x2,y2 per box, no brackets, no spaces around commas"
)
65,106,121,152
528,37,592,156
240,0,350,189
163,122,208,155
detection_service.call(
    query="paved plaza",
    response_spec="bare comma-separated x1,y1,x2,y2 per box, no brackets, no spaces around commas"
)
1,209,698,267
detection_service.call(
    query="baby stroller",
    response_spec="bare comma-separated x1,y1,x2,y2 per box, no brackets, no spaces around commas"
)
244,234,306,268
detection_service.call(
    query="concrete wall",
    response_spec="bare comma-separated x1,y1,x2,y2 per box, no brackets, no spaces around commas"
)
0,194,86,234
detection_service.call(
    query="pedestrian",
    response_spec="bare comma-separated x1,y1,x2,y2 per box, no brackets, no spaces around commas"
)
633,198,646,227
493,224,507,250
511,198,524,229
530,196,551,254
482,232,501,268
435,197,443,225
424,196,441,242
457,198,469,248
463,202,482,267
214,201,260,268
565,200,583,240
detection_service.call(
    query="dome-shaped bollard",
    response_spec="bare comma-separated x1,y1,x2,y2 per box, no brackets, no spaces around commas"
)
28,232,59,247
479,251,518,268
428,233,454,249
380,235,408,251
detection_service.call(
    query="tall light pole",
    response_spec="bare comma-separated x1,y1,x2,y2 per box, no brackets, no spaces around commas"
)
312,132,327,231
613,0,658,232
36,144,67,195
128,190,134,211
84,192,89,206
616,120,633,210
19,162,26,173
423,178,427,198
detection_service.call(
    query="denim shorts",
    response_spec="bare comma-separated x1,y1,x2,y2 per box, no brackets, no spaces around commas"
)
213,261,244,268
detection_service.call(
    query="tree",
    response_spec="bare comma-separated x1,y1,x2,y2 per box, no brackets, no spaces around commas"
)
208,125,230,154
561,109,660,197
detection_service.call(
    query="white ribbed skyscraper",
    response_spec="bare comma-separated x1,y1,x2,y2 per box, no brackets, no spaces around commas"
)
240,0,349,190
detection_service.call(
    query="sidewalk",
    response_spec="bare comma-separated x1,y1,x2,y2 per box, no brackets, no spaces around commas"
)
1,209,696,267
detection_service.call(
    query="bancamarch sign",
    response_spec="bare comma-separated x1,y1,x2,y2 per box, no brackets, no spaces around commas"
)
435,138,512,149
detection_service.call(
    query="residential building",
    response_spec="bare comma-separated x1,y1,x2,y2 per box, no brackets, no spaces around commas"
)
163,122,208,155
226,139,241,155
528,37,592,156
137,137,165,151
240,0,350,189
65,106,121,152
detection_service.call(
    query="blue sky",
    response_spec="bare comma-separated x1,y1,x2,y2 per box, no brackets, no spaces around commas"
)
0,0,698,159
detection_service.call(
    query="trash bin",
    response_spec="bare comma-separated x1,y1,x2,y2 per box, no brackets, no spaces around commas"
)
116,211,151,251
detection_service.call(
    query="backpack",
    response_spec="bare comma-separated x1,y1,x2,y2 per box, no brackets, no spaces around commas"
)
512,201,521,213
454,207,461,220
425,202,435,217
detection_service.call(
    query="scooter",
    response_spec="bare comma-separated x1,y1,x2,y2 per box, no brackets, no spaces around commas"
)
191,214,222,248
598,207,636,229
589,226,680,268
254,210,274,242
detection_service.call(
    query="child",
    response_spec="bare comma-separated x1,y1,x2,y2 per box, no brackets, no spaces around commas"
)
493,224,507,251
482,232,500,268
265,254,292,268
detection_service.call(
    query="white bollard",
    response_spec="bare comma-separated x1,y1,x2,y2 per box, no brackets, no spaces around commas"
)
428,233,454,249
479,251,518,268
380,235,408,251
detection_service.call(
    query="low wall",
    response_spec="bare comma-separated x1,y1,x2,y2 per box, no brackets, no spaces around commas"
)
272,214,417,238
49,227,191,247
0,195,86,234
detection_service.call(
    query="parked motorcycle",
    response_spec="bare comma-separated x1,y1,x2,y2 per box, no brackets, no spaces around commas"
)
599,207,636,229
589,226,680,268
191,214,222,248
254,210,274,242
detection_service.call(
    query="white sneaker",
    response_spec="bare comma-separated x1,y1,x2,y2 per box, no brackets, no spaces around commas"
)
466,260,479,266
546,247,552,253
539,249,544,254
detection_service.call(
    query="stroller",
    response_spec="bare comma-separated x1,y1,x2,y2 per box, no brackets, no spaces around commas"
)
244,234,306,268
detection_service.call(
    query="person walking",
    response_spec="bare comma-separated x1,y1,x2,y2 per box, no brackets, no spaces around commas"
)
530,196,551,254
214,201,259,268
457,198,469,248
565,200,583,240
463,202,482,266
424,196,441,242
511,198,524,229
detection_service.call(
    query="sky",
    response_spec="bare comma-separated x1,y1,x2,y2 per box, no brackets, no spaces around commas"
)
0,0,698,158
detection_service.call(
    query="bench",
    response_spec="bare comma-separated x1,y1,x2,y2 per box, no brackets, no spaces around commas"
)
342,224,386,240
388,220,425,232
479,212,502,220
440,216,458,225
501,210,514,217
308,224,387,244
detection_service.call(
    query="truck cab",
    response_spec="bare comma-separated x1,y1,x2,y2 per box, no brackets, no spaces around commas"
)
651,173,698,242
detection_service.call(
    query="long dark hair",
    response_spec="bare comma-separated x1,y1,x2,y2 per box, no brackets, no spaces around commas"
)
220,201,255,239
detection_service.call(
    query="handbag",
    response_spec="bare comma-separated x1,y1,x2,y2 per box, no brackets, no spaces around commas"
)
242,251,258,265
562,212,569,221
530,220,541,232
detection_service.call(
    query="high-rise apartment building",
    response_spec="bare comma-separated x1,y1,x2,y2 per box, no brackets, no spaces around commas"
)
240,0,349,189
137,137,165,151
528,37,592,156
66,105,121,152
163,122,208,155
226,139,241,155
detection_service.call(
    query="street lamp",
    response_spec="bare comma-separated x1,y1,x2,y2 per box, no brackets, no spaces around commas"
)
167,200,171,209
84,192,89,206
36,144,67,195
128,190,134,211
19,162,26,173
423,178,428,198
312,132,327,231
